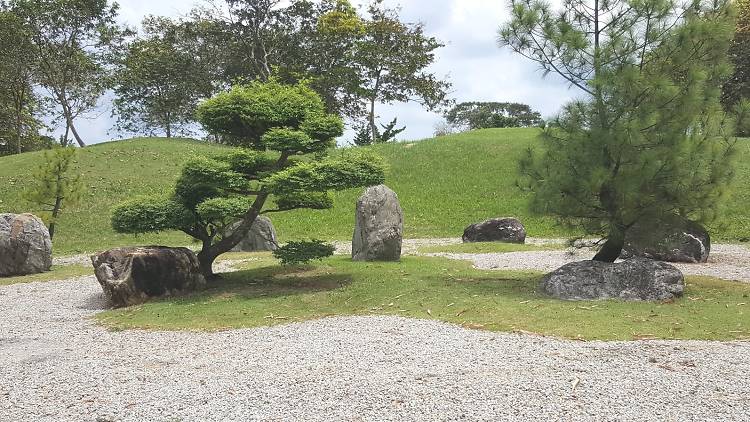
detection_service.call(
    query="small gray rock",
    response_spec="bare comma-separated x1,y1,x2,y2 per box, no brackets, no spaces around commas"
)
462,218,526,244
622,216,710,263
229,216,278,252
91,246,206,308
0,213,52,277
540,258,684,301
352,185,403,261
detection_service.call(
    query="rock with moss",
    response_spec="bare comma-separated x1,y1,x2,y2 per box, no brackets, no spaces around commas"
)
462,218,526,244
91,246,206,308
352,185,403,261
0,213,52,277
622,216,710,263
540,258,684,301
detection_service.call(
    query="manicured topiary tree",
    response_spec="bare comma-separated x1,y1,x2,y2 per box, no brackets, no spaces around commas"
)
111,81,385,278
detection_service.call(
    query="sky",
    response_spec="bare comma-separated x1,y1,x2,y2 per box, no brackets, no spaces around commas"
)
63,0,581,144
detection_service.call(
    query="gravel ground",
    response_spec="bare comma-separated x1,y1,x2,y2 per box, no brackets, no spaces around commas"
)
9,241,748,420
425,243,750,282
1,275,749,421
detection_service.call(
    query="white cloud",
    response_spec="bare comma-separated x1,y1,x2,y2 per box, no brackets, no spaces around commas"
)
63,0,580,144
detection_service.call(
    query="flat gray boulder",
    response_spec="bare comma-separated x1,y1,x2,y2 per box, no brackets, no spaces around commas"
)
229,216,278,252
463,217,526,243
352,185,403,261
0,213,52,277
91,246,206,308
540,258,684,301
622,216,710,263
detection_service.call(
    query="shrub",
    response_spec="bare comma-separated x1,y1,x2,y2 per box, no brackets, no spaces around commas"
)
273,240,336,265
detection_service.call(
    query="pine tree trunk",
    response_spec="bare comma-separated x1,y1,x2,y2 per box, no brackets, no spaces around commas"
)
49,196,62,240
592,228,624,263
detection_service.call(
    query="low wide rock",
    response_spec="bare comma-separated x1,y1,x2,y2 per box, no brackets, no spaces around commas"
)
622,216,710,263
462,218,526,244
352,185,403,261
91,246,206,308
540,258,684,301
229,216,278,252
0,213,52,277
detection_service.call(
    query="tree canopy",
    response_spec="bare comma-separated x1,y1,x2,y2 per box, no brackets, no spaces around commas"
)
445,102,543,131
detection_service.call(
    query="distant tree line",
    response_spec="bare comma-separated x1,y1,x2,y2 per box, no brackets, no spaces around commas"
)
444,102,544,131
0,0,451,155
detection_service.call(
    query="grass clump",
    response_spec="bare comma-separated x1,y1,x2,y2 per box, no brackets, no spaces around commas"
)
96,255,750,341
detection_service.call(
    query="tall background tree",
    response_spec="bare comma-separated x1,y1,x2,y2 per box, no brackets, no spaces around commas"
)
355,0,451,143
193,0,449,138
501,0,736,262
111,81,385,278
9,0,124,147
0,10,43,155
113,16,217,138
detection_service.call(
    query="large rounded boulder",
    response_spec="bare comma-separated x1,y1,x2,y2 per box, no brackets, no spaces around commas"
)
229,216,278,252
462,217,526,244
91,246,206,308
622,216,710,263
352,185,403,261
540,258,684,301
0,213,52,277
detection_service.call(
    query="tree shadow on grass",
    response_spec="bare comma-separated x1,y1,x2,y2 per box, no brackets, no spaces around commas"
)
178,263,354,303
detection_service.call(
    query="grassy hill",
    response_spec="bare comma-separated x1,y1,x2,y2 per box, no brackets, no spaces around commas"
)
1,128,749,255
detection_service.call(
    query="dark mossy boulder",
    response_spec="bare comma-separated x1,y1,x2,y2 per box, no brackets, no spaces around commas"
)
91,246,206,308
540,258,684,301
462,217,526,244
622,216,710,263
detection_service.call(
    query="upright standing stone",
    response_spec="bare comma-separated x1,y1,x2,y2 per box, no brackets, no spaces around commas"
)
0,213,52,277
352,185,403,261
229,216,278,252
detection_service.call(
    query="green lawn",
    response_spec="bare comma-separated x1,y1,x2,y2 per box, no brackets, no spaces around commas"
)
0,265,91,286
96,254,750,341
2,128,750,255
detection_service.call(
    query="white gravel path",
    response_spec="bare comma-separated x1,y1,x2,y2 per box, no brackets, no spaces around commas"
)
424,243,750,282
1,275,750,421
4,241,748,420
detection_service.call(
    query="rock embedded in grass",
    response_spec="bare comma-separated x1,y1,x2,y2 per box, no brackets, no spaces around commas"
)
622,216,710,263
228,216,278,252
462,217,526,244
540,258,684,301
352,184,403,261
0,213,52,277
91,246,206,307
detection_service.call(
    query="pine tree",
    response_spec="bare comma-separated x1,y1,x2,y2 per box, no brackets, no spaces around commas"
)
501,0,737,261
24,147,83,239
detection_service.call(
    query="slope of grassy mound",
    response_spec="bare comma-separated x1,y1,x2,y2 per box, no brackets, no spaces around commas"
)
1,128,749,255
